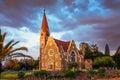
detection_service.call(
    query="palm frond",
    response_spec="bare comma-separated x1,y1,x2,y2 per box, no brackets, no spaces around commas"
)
9,41,20,48
11,53,33,59
4,40,14,49
8,47,28,54
1,32,6,42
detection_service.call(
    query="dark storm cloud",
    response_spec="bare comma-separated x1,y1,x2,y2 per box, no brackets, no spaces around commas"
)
0,0,120,52
98,0,120,10
0,0,57,32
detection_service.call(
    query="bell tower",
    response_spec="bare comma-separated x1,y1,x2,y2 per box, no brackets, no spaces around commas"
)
39,10,50,70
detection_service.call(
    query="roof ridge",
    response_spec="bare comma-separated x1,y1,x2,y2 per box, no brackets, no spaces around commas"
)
54,38,70,43
53,38,70,52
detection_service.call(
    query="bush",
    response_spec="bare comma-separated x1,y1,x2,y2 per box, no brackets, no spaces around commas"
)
34,71,40,77
87,69,96,74
13,65,20,71
48,74,54,79
97,68,105,78
56,74,62,78
61,68,70,73
65,70,75,78
39,70,47,76
98,68,105,74
33,70,47,77
74,70,82,75
17,72,25,78
68,62,78,69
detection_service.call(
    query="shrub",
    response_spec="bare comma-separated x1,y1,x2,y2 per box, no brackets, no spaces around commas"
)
87,69,96,79
56,74,62,78
87,69,96,74
39,70,47,76
48,74,54,79
65,70,75,78
68,62,78,69
17,72,25,78
13,65,20,71
61,68,70,73
74,70,82,75
97,68,105,78
33,71,40,77
33,70,47,77
98,68,105,74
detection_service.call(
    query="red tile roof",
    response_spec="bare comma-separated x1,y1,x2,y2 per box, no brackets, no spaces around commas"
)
54,38,70,52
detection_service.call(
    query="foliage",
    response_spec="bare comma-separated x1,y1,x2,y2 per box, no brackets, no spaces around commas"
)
17,72,25,78
84,46,104,60
65,70,75,78
84,46,93,59
97,68,105,78
33,70,47,77
13,64,21,71
0,30,28,61
33,71,40,77
4,59,39,71
105,44,110,56
0,29,29,73
93,56,115,68
56,74,62,78
39,70,47,76
47,74,54,79
87,69,96,74
68,62,78,69
98,68,105,74
61,68,70,73
4,59,19,70
74,69,82,75
112,54,120,69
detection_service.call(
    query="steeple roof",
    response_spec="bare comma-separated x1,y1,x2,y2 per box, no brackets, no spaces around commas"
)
41,10,49,33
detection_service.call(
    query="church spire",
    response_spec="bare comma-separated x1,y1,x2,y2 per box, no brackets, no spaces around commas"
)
41,9,50,34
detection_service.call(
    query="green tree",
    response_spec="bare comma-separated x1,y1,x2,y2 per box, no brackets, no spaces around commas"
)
0,29,28,74
93,56,115,68
105,44,110,56
112,54,120,69
112,46,120,69
84,45,93,59
85,47,104,60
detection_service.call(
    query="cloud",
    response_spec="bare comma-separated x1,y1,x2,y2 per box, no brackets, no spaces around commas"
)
98,0,120,10
0,0,120,56
1,26,39,59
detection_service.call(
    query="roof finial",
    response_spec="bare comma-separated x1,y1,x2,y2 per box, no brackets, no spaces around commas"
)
44,9,46,13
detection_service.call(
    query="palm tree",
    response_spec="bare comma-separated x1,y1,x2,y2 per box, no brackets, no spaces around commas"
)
0,29,29,74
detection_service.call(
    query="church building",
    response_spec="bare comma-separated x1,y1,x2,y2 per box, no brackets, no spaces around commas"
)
39,10,85,71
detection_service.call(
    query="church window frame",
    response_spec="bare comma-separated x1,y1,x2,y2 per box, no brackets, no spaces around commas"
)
71,51,76,62
48,49,54,56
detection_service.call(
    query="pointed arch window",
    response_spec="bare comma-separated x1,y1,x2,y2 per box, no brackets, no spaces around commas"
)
71,51,76,62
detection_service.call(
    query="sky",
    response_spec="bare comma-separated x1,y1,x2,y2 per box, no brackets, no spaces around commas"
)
0,0,120,59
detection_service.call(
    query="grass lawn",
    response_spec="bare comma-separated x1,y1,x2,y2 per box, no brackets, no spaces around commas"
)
0,71,32,79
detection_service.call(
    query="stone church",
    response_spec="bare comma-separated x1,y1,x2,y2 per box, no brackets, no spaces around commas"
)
39,10,90,71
